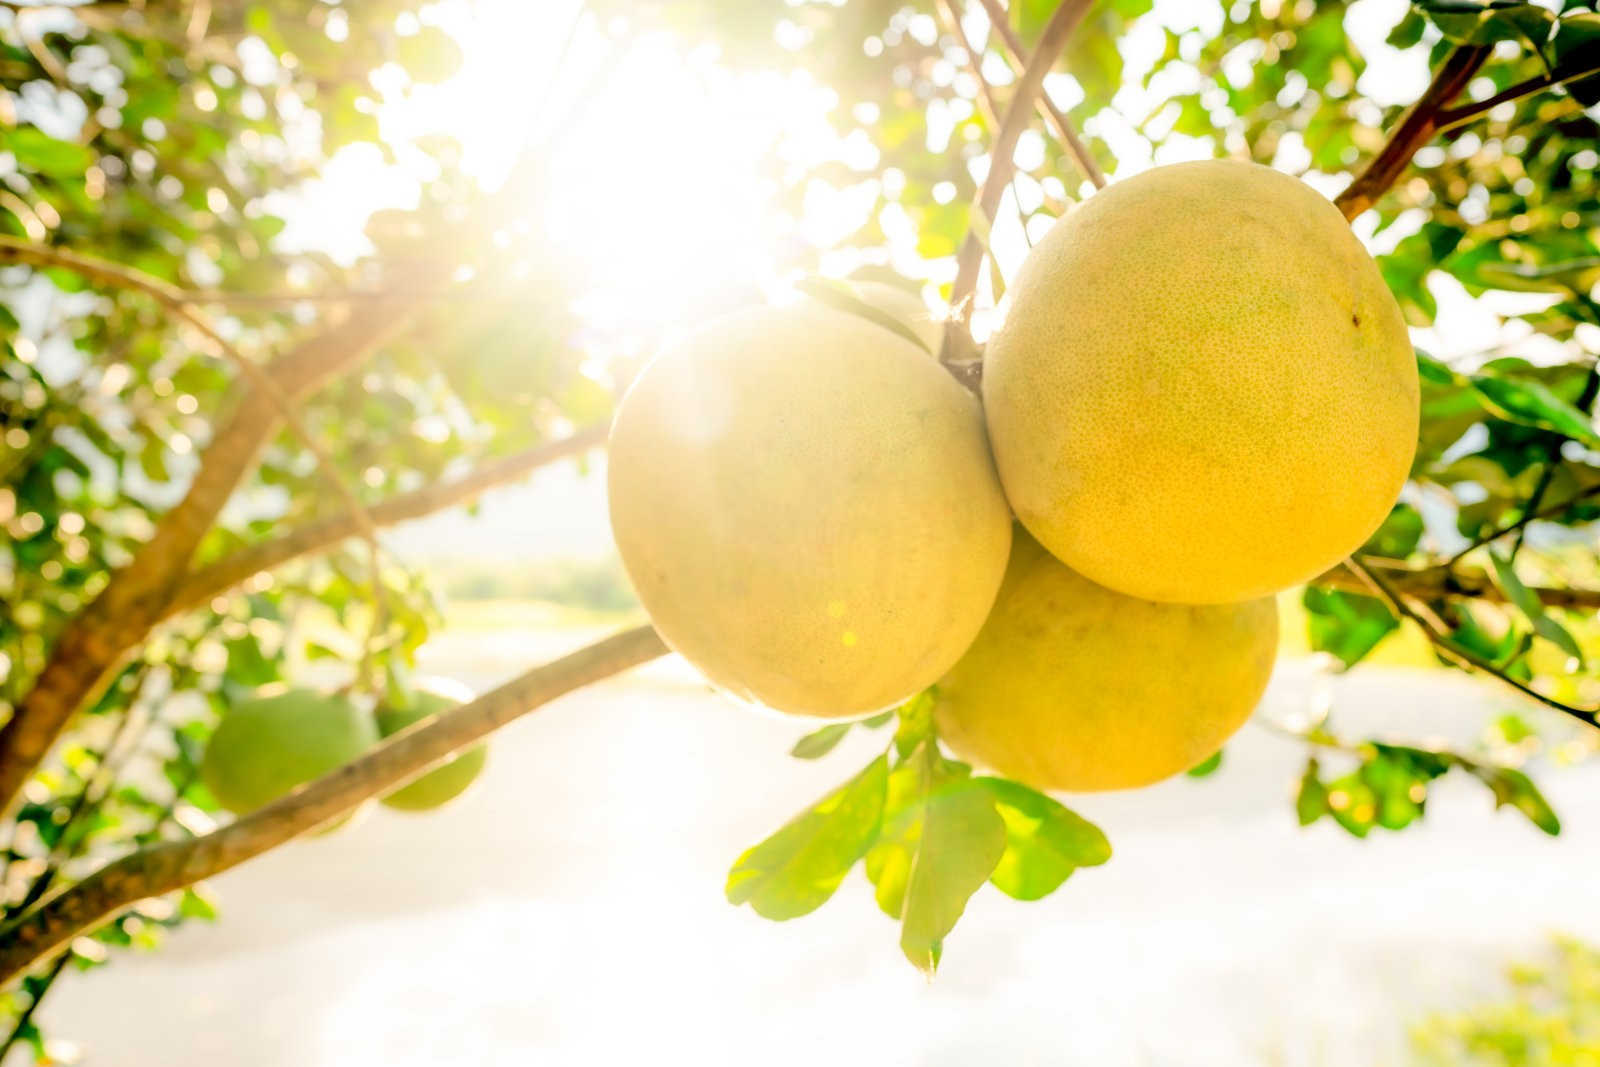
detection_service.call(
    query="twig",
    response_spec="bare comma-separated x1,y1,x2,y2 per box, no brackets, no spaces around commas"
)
1334,44,1492,220
1435,59,1600,134
0,625,669,985
942,0,1093,366
973,0,1105,189
0,952,68,1064
934,0,1005,127
1343,556,1600,729
1443,481,1600,569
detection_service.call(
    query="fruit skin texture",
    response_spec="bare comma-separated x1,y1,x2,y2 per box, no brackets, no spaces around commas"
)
608,303,1013,717
982,159,1419,604
376,680,487,812
200,689,378,816
935,529,1278,792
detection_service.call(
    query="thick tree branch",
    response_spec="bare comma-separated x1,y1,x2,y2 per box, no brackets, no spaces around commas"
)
0,625,669,986
943,0,1093,366
1333,44,1491,221
0,273,438,816
165,424,609,619
973,0,1105,190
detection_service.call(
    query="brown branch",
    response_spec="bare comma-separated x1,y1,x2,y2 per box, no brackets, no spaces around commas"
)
0,625,669,986
1340,557,1600,729
935,0,1005,127
1311,558,1600,612
1435,58,1600,134
1333,44,1492,221
974,0,1105,190
164,424,608,619
0,270,440,816
943,0,1093,366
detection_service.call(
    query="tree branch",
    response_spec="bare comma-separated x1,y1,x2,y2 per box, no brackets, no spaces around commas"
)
1434,58,1600,134
0,235,387,606
0,625,670,987
1341,557,1600,729
942,0,1093,366
1311,557,1600,611
164,424,609,620
935,0,1006,128
0,270,440,816
1333,44,1492,221
973,0,1105,190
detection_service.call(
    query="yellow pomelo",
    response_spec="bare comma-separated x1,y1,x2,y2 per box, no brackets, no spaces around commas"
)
935,530,1278,792
377,678,488,813
983,159,1419,604
201,689,378,818
608,303,1012,717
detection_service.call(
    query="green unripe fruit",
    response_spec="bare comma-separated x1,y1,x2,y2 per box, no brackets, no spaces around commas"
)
201,689,378,817
376,679,487,812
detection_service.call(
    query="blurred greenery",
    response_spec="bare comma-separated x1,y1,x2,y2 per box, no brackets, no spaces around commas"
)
1411,937,1600,1065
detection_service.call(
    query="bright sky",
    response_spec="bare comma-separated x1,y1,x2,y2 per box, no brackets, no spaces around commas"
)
305,0,1542,563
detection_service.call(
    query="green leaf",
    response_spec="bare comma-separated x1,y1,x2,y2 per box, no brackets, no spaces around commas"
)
1363,504,1426,560
726,755,889,920
789,722,852,760
1417,351,1463,386
978,777,1111,901
1303,587,1400,668
892,688,937,760
7,127,93,177
1490,551,1585,662
1326,771,1378,838
1469,373,1600,447
1553,13,1600,106
1296,760,1328,826
177,887,220,922
1481,767,1561,834
1186,749,1224,778
896,771,1007,974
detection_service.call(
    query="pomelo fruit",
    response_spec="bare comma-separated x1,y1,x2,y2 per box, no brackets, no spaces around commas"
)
376,678,487,812
982,159,1418,604
935,529,1278,792
608,303,1012,717
200,688,378,817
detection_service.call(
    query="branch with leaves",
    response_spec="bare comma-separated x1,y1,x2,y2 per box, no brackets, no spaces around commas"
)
0,625,669,986
940,0,1094,366
0,271,441,816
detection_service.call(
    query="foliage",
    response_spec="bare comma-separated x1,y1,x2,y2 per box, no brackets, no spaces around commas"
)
1,0,1600,1052
729,692,1109,973
1410,937,1600,1065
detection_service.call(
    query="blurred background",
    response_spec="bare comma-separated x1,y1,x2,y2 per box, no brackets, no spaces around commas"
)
4,0,1600,1062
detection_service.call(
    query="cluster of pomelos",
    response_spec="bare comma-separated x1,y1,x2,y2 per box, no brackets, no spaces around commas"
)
609,160,1420,791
